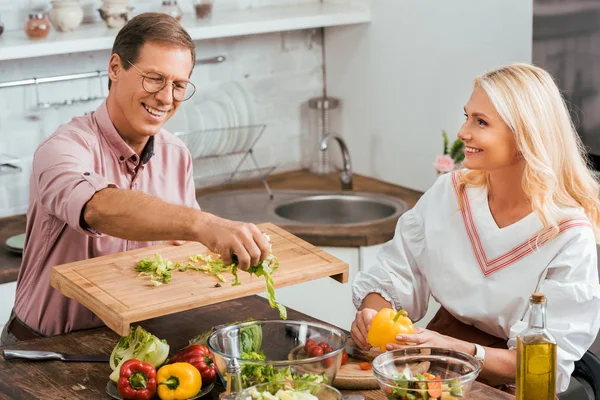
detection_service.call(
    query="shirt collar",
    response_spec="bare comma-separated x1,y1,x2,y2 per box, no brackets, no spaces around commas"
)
93,101,155,165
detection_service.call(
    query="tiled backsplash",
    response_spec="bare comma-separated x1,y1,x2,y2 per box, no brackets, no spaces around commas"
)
0,0,324,217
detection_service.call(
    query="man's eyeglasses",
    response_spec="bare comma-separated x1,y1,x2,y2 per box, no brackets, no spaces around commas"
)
126,60,196,102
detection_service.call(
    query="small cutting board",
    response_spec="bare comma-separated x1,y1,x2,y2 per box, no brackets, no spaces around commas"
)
333,338,380,390
333,357,379,390
50,223,348,336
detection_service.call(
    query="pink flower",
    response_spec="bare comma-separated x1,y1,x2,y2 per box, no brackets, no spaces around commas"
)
434,154,455,173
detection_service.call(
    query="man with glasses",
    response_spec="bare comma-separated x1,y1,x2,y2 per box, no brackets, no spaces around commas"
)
1,13,271,344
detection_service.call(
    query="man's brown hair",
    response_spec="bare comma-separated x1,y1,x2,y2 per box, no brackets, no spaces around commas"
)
108,12,196,89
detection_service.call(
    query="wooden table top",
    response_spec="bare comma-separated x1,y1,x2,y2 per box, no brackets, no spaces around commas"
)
0,296,512,400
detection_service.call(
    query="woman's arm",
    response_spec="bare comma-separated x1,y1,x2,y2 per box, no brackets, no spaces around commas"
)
388,329,516,385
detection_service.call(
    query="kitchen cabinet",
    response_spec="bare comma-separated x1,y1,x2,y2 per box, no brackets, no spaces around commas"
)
0,281,16,330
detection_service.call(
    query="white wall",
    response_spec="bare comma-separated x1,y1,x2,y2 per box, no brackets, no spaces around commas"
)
0,0,324,217
324,0,533,192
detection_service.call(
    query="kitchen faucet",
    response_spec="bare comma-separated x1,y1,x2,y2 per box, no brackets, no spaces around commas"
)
320,134,353,191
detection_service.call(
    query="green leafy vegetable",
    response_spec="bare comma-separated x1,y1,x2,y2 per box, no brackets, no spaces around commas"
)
239,354,326,388
136,254,179,286
188,234,287,320
240,323,263,354
247,251,287,320
109,325,170,382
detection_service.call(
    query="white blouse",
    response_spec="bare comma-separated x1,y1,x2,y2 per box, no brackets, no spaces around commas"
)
352,171,600,392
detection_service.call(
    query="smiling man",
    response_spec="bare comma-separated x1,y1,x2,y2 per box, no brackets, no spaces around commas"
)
1,13,270,344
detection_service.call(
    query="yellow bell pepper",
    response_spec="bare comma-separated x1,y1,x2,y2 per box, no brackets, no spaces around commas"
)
367,308,415,352
157,362,202,400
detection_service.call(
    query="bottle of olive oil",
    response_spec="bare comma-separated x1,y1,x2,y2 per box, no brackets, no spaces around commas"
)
516,293,557,400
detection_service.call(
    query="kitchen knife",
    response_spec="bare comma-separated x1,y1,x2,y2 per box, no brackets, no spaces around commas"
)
2,349,110,363
344,344,377,362
344,337,381,362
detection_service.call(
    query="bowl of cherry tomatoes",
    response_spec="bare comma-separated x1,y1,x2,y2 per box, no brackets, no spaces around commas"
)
208,320,348,389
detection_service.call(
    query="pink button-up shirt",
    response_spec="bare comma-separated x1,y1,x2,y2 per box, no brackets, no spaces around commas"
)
13,101,199,336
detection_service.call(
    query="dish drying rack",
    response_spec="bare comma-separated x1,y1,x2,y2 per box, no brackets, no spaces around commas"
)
174,124,275,198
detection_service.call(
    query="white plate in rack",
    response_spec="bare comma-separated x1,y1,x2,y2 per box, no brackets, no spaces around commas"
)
234,81,257,150
222,82,250,152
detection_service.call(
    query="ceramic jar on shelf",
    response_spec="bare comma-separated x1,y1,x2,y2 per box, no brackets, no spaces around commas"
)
49,0,84,32
194,0,214,20
25,12,51,40
160,0,183,22
98,0,132,29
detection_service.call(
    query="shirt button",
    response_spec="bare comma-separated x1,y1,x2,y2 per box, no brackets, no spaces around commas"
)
83,172,90,176
119,156,125,161
132,155,137,162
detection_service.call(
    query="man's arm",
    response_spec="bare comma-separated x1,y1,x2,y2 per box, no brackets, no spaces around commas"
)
84,187,270,269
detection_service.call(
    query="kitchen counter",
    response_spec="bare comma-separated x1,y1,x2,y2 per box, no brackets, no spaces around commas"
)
0,295,513,400
0,214,26,285
0,170,423,284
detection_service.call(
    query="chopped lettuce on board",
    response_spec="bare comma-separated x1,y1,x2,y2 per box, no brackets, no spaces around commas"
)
136,253,179,286
133,233,287,320
187,233,287,320
109,325,170,382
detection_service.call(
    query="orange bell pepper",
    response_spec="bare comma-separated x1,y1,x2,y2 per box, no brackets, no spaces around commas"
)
367,308,414,352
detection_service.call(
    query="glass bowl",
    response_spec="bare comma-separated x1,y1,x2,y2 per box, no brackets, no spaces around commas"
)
372,347,483,400
237,380,343,400
207,320,348,388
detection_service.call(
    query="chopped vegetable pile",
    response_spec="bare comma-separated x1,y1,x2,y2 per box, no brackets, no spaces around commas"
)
389,372,464,400
135,233,287,320
136,254,179,286
245,386,319,400
239,350,327,390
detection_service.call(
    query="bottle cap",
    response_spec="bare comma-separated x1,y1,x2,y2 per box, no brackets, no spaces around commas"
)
531,293,546,304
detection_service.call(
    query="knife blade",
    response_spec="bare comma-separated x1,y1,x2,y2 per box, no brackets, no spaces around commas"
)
344,338,380,362
345,345,377,362
2,349,110,363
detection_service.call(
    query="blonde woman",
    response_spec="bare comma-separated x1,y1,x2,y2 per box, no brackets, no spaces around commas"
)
351,63,600,393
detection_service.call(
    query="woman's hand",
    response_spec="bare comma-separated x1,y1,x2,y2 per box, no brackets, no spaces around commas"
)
385,327,472,353
350,308,379,350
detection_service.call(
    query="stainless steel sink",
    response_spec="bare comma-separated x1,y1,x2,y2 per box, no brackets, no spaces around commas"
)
196,190,409,226
274,194,402,225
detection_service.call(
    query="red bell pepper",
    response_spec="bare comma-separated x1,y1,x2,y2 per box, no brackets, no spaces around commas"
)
170,345,217,385
117,359,157,400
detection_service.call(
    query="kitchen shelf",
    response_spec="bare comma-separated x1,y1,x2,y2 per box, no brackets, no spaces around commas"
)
0,2,371,62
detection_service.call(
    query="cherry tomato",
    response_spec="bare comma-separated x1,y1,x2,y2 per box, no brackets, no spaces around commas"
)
304,339,316,353
310,346,324,357
358,362,372,370
341,350,349,366
323,357,334,368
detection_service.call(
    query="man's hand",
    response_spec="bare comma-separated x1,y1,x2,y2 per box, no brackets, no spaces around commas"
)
196,213,271,270
350,308,378,350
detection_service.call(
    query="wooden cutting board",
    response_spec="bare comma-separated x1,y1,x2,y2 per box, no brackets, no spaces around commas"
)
333,338,380,390
50,223,348,336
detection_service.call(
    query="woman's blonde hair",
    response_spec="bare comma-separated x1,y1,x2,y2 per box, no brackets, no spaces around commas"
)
456,63,600,242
